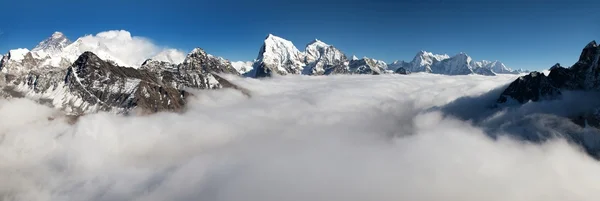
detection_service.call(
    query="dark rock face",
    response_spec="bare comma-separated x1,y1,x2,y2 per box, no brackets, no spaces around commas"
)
0,54,8,71
324,64,350,75
62,52,189,114
395,67,410,75
348,58,385,75
180,48,240,75
497,72,561,104
497,41,600,104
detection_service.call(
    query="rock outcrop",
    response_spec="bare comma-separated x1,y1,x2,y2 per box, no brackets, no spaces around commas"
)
498,41,599,104
497,40,600,127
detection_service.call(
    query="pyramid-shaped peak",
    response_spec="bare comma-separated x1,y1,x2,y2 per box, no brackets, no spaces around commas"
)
75,51,103,64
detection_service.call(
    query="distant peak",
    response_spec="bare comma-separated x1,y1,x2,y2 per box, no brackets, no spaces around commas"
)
455,52,470,58
52,31,65,39
306,38,329,48
351,55,359,60
550,63,563,69
190,48,206,55
416,50,432,57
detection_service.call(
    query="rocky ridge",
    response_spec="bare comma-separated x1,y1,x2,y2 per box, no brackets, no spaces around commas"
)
497,40,600,126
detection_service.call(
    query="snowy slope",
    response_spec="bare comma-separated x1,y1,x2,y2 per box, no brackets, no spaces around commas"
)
7,48,30,62
231,61,254,74
303,39,348,75
31,32,71,59
407,51,450,73
483,60,516,74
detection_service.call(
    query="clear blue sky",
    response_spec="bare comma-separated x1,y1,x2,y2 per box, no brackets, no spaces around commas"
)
1,0,598,70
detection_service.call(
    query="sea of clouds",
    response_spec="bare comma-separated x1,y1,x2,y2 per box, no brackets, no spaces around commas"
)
2,73,600,201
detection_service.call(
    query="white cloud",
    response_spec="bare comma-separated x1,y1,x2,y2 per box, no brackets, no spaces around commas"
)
61,30,186,67
2,74,600,200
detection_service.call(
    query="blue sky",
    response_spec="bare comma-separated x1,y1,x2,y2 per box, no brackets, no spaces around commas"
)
1,0,598,70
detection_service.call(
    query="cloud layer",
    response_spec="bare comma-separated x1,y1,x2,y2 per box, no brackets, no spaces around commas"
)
1,74,600,201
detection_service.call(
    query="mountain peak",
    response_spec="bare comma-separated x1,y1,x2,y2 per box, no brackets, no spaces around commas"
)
351,55,359,60
585,40,597,49
31,31,72,55
306,39,329,48
455,52,469,57
73,51,103,66
52,32,65,39
265,33,285,41
416,50,430,57
189,48,206,55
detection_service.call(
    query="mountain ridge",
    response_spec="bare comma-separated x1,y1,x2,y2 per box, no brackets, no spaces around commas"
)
2,31,528,77
246,34,525,77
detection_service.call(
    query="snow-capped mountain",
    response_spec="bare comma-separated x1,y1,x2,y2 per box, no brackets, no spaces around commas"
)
252,34,306,77
348,57,388,75
390,50,523,75
31,32,71,59
479,60,517,74
387,60,410,72
2,31,527,80
303,39,348,75
0,31,244,115
2,30,187,71
431,52,474,75
231,61,254,75
249,34,388,77
407,51,450,73
245,34,523,77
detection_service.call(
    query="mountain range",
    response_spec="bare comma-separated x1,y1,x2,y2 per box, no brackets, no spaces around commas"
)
245,34,527,77
0,31,529,116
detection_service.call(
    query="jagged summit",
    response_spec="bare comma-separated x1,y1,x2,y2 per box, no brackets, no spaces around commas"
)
498,40,600,105
189,48,206,55
585,40,597,49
